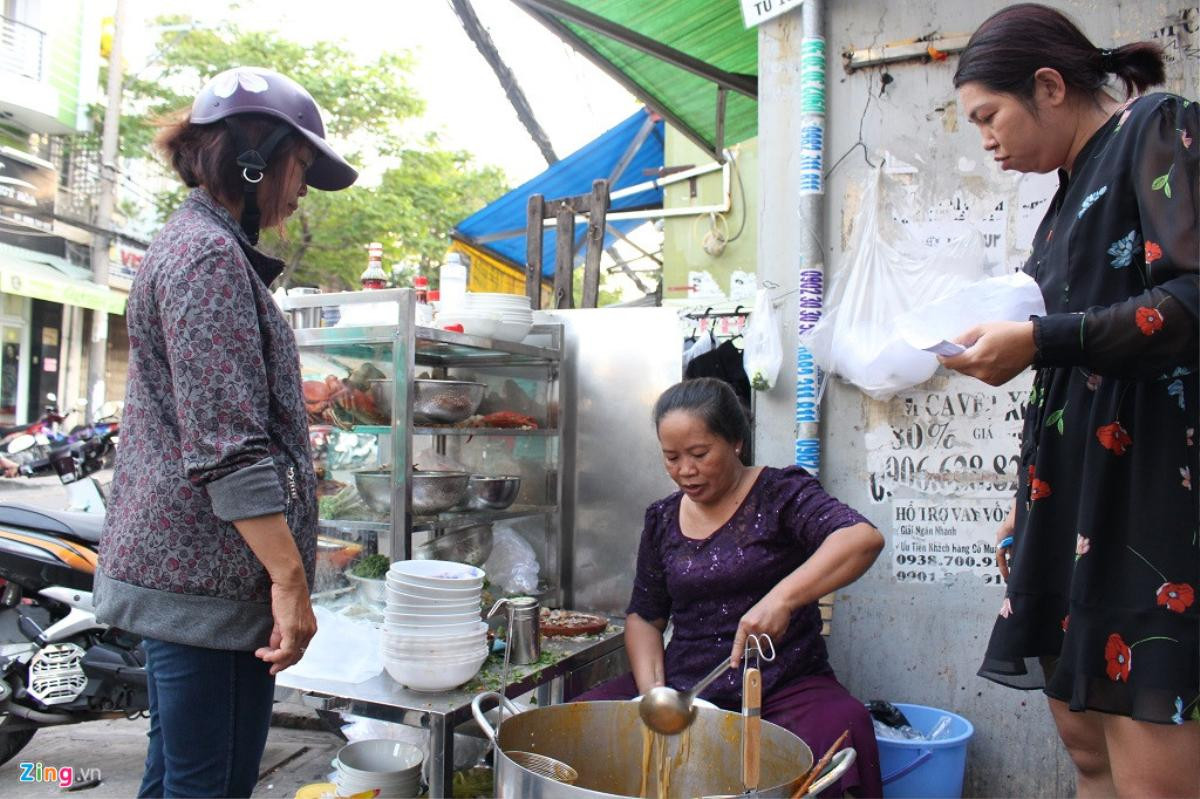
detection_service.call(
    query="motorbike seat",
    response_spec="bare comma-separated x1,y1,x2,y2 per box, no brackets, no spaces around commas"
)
0,503,104,544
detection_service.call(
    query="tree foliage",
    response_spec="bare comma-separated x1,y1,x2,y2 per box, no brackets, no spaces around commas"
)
117,16,507,288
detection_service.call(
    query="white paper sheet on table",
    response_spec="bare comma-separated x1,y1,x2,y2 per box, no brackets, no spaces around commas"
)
895,272,1047,356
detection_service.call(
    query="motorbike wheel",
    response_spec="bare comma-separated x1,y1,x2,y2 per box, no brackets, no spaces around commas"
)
0,728,35,767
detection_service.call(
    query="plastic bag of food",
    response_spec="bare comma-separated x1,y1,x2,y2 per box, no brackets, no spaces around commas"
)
743,288,783,391
483,525,540,594
800,164,989,400
894,271,1047,354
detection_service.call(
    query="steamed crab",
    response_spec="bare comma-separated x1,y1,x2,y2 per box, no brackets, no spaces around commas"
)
304,363,389,428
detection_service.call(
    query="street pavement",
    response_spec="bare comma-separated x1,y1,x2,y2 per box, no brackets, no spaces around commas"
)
0,471,348,798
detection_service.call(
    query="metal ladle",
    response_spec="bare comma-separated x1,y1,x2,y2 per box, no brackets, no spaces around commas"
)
638,655,735,735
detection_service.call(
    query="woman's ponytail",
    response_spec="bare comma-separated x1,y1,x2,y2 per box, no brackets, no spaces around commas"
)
1105,42,1168,97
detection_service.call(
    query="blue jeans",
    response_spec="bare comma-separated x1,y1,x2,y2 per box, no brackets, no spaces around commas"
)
138,638,275,798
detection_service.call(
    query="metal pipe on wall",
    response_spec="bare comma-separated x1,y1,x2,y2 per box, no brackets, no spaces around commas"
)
794,0,826,475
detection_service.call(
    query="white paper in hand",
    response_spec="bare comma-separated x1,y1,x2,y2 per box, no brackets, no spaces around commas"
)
896,272,1047,355
923,340,967,357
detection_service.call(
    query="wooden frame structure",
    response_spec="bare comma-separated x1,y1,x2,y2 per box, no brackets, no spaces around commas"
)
525,179,610,309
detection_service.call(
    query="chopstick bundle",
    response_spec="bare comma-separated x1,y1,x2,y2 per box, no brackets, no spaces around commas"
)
791,729,849,798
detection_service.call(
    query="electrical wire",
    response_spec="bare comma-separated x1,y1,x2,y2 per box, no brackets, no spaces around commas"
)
825,68,879,179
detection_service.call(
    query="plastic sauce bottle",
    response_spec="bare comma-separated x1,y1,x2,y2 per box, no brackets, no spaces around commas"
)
413,275,433,326
438,253,468,315
360,242,387,290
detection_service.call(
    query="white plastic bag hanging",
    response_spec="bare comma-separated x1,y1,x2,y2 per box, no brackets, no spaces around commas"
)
483,524,540,595
743,289,783,391
800,165,989,400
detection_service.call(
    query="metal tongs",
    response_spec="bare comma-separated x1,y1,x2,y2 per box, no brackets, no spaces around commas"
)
741,634,776,794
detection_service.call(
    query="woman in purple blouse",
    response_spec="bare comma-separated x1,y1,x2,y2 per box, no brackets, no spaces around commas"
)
577,378,885,796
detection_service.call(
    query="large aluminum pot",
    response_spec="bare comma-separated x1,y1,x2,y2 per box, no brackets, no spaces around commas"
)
472,692,856,799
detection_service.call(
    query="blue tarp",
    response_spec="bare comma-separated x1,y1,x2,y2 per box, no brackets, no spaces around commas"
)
453,109,664,279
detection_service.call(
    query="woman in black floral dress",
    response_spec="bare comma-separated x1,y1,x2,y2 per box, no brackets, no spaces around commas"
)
941,4,1198,797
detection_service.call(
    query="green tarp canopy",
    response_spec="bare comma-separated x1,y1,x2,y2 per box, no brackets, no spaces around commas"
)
512,0,758,159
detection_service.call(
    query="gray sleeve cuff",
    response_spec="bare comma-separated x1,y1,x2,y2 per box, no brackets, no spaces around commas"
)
1032,313,1085,369
206,457,287,522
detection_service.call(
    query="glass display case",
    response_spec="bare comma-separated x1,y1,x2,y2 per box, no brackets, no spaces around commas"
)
281,289,565,607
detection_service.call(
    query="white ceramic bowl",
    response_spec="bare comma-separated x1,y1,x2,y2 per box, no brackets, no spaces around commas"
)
336,775,419,799
336,739,423,778
382,632,488,655
382,641,490,660
385,619,481,636
465,299,525,309
383,621,488,641
492,319,533,342
383,649,489,692
335,771,420,798
383,600,480,614
465,292,530,306
439,313,500,338
384,609,481,625
333,772,417,791
383,646,486,664
385,594,481,615
384,575,477,599
389,560,485,588
385,575,482,600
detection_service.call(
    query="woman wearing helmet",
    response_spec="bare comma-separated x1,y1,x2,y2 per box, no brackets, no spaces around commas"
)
94,67,356,798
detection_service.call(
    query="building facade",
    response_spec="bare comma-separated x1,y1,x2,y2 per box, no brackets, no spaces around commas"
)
0,0,134,425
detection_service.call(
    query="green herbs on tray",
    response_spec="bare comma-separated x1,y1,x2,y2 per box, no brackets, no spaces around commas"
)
318,486,380,521
350,553,390,579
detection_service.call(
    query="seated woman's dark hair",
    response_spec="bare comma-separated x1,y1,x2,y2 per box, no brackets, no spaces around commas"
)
653,378,750,448
953,3,1165,101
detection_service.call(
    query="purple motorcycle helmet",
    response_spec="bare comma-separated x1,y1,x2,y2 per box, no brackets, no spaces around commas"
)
190,66,357,241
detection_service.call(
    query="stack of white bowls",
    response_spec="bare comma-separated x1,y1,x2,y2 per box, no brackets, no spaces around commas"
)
333,739,422,798
383,560,489,692
440,292,533,342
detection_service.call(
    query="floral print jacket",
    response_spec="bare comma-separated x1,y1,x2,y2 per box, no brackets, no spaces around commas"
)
95,188,317,651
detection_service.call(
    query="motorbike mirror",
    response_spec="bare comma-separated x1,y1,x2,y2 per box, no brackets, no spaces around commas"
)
77,398,88,408
46,393,57,403
7,434,35,454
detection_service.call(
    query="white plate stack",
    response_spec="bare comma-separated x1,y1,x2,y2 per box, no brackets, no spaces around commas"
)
333,739,423,798
440,292,533,342
383,560,489,692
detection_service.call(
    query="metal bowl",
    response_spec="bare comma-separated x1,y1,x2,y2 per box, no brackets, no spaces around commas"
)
413,380,486,425
353,468,393,514
344,571,387,606
414,523,494,567
355,469,473,515
413,470,471,515
465,475,521,510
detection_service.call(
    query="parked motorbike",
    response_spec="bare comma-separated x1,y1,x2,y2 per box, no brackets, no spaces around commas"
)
0,394,69,469
0,503,146,766
10,404,120,515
